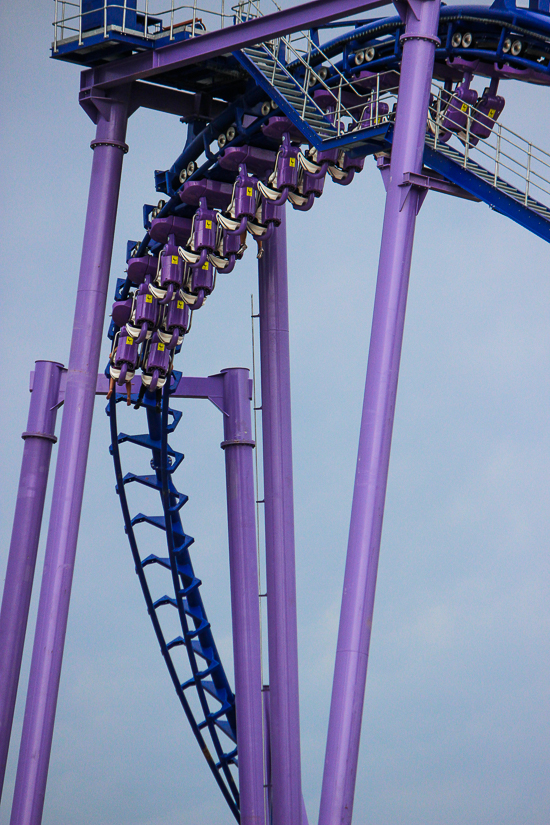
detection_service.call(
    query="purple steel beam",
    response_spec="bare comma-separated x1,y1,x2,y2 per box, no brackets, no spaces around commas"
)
258,210,303,825
9,90,131,825
319,1,441,823
129,81,227,119
377,157,481,202
80,0,393,90
36,371,252,409
221,368,265,825
0,362,64,801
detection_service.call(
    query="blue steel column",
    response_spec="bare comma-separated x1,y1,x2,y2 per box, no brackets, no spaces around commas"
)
10,90,130,825
319,2,441,823
258,209,303,825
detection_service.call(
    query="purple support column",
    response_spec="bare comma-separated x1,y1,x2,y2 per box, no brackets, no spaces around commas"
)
257,209,303,825
262,686,272,823
10,89,130,825
0,362,64,801
221,368,265,825
319,3,441,824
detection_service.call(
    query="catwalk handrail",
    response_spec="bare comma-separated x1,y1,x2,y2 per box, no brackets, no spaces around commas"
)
429,82,550,208
53,0,237,49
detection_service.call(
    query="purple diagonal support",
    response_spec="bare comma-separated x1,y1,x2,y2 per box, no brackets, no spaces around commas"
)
9,89,130,825
221,368,265,825
319,2,441,824
0,361,64,801
258,209,303,825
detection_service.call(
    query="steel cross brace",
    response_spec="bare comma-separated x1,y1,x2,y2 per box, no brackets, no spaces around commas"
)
400,170,481,201
28,370,252,414
79,82,228,125
377,153,481,212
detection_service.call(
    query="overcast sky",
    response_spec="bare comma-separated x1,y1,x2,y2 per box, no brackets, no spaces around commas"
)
1,2,550,824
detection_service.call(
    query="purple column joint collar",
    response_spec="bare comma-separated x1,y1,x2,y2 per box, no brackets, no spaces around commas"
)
90,138,129,153
400,32,440,44
21,432,57,443
221,437,256,448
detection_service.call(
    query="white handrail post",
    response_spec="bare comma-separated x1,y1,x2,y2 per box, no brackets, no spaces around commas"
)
272,40,279,83
434,89,441,149
525,143,532,205
303,35,311,120
495,124,501,187
54,0,59,52
464,105,471,169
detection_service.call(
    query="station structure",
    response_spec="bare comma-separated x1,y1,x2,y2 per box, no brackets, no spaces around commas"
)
2,1,550,823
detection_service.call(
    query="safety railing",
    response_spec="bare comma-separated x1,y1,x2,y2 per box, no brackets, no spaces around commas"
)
327,68,399,136
242,38,398,136
429,82,550,210
235,1,400,140
245,38,359,132
52,0,252,50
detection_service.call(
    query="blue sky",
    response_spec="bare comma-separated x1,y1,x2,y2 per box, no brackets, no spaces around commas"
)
1,2,550,824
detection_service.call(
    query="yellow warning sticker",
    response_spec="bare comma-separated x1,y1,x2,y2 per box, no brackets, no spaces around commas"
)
247,186,253,196
126,336,133,345
177,300,184,309
289,158,296,167
460,102,468,112
145,294,153,303
205,220,212,229
171,255,179,264
488,108,496,119
202,262,209,270
158,343,165,351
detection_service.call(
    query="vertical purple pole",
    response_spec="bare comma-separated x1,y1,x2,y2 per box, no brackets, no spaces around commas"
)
262,686,272,823
9,90,130,825
0,361,64,801
221,368,265,825
258,209,303,825
319,3,441,823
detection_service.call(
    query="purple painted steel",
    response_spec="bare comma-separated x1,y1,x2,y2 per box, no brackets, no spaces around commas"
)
319,2,441,824
0,362,64,801
9,91,130,825
35,372,253,410
262,685,309,825
258,210,303,825
128,81,226,119
221,368,265,825
80,0,393,90
262,686,272,822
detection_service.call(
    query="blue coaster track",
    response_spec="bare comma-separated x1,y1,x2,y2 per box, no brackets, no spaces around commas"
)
108,379,240,821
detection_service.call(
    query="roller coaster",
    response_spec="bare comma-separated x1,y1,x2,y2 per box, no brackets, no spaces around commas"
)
1,1,550,823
